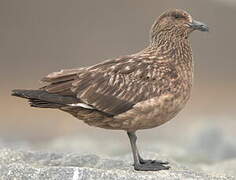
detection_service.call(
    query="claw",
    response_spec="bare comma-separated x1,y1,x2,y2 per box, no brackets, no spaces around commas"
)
134,162,170,171
135,159,170,171
140,159,169,165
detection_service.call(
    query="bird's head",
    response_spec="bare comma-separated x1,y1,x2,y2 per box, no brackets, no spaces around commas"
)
150,9,209,43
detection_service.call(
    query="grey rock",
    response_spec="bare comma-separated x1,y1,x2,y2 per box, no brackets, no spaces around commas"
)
199,159,236,177
0,148,233,180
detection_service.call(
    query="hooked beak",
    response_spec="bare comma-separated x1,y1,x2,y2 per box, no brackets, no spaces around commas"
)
189,20,209,32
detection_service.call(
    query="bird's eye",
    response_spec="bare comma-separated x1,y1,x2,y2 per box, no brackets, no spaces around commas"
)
174,14,184,19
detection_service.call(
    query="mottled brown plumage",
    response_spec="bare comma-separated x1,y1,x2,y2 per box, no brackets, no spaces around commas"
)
12,9,208,171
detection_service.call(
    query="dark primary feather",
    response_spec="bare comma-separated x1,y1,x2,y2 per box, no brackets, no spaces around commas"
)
12,89,79,108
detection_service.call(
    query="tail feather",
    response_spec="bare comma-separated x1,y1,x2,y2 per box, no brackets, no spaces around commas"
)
12,89,78,108
29,99,65,108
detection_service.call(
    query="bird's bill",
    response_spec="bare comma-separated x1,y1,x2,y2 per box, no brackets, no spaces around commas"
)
189,20,209,32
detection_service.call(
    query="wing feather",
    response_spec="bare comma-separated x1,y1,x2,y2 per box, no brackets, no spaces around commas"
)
40,56,178,115
71,56,173,115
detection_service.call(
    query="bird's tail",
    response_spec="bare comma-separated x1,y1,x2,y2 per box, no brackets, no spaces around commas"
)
12,89,78,108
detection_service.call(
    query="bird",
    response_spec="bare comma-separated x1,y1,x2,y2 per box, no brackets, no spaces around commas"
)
12,9,208,171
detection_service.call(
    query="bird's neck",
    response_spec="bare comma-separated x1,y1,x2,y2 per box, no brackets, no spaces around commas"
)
145,32,194,88
147,32,193,64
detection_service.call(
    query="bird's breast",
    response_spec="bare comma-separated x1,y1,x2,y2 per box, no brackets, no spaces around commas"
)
112,58,194,131
113,93,187,131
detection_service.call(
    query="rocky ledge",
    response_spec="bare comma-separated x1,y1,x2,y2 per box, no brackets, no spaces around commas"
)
0,148,234,180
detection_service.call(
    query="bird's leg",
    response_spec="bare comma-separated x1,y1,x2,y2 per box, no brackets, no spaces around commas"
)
127,131,170,171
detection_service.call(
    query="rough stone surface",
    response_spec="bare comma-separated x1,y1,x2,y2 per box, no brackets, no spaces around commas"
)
0,148,234,180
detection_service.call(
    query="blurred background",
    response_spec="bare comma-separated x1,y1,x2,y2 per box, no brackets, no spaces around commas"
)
0,0,236,174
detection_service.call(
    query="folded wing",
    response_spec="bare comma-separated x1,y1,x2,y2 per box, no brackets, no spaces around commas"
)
41,56,176,116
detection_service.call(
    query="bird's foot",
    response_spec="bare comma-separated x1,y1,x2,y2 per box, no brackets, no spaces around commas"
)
139,158,169,165
134,160,170,171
